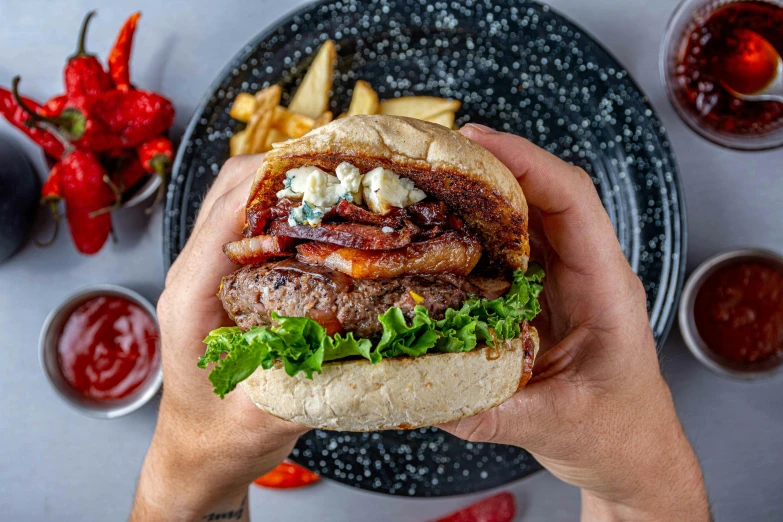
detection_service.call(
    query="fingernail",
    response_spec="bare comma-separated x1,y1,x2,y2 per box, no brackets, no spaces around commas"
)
461,123,497,135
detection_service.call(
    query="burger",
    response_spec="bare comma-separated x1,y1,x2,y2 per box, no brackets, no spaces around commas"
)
198,115,543,431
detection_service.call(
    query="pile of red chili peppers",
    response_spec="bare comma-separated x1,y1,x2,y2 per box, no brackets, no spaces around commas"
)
1,11,175,254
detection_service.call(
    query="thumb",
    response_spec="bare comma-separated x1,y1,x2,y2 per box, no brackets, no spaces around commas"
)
438,381,554,449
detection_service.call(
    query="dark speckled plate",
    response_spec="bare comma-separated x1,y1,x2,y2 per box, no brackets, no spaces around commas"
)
165,0,686,497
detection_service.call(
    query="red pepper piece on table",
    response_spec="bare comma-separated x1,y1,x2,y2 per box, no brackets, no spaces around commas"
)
65,11,113,97
108,12,141,91
0,86,66,158
60,150,118,254
253,462,321,489
433,492,516,522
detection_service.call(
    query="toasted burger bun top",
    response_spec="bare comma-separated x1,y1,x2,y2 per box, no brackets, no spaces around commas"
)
247,115,529,271
240,327,538,431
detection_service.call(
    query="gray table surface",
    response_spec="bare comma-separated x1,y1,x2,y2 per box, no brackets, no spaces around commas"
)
1,0,781,520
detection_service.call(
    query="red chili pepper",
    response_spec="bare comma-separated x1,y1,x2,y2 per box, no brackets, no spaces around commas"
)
138,136,173,174
39,94,69,118
60,150,118,254
433,493,516,522
108,12,141,91
110,155,147,192
253,462,321,489
61,150,118,209
41,163,63,202
137,135,173,213
0,86,66,158
65,11,113,97
65,206,112,255
12,77,127,152
89,89,176,146
36,163,64,247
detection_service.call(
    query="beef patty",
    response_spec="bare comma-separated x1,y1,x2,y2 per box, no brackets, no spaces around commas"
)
219,260,478,339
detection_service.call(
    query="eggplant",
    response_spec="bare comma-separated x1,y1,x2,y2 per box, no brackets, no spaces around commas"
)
0,138,40,263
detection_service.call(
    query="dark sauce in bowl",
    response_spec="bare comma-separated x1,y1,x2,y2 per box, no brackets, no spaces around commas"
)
694,261,783,365
675,1,783,137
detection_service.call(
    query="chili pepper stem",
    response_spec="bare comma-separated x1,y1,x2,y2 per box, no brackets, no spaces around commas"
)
73,11,97,58
145,158,169,215
88,175,123,218
35,200,61,247
11,77,79,154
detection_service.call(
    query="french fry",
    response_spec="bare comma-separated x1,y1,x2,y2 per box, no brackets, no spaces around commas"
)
264,128,288,151
288,40,337,119
245,85,282,154
312,111,334,129
273,106,315,138
229,92,257,122
229,129,250,157
380,97,461,120
424,111,456,128
347,80,380,116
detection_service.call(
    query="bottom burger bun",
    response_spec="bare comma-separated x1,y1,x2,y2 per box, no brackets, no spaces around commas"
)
239,327,539,432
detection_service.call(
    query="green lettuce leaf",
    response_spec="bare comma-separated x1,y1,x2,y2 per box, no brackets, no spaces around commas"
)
199,266,544,398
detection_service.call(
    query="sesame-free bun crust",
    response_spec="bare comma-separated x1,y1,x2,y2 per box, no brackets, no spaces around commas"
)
239,327,538,431
247,115,529,271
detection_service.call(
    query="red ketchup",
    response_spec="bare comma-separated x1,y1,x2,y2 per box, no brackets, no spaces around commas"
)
57,296,158,400
694,262,783,365
676,1,783,135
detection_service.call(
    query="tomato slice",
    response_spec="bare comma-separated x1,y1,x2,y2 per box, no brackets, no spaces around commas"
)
433,492,516,522
253,462,321,489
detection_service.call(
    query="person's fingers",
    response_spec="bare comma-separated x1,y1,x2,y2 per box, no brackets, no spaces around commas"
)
190,154,265,243
167,155,264,286
171,173,256,302
461,124,622,275
438,379,555,448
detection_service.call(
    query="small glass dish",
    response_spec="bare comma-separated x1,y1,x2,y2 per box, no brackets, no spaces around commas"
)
660,0,783,150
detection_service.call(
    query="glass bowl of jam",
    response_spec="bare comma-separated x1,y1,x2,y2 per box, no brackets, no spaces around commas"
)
661,0,783,150
39,285,162,418
679,249,783,379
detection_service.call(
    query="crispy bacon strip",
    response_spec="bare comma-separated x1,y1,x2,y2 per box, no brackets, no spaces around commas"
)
407,201,448,227
334,200,406,228
269,220,412,250
296,231,482,279
243,199,293,238
223,235,296,264
467,274,512,299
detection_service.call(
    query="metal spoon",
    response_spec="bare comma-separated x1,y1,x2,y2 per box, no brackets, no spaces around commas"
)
720,31,783,103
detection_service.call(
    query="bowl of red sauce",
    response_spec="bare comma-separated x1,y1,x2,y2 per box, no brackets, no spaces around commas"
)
679,249,783,379
39,285,162,418
661,0,783,150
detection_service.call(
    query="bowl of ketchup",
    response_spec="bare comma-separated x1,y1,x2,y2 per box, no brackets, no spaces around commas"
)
39,285,162,418
661,0,783,150
679,249,783,379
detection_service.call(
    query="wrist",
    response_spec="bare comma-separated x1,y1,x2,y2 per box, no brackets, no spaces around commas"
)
578,399,711,522
131,435,252,522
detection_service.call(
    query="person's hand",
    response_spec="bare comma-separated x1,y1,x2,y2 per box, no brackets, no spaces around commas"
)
130,156,308,522
441,125,709,521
